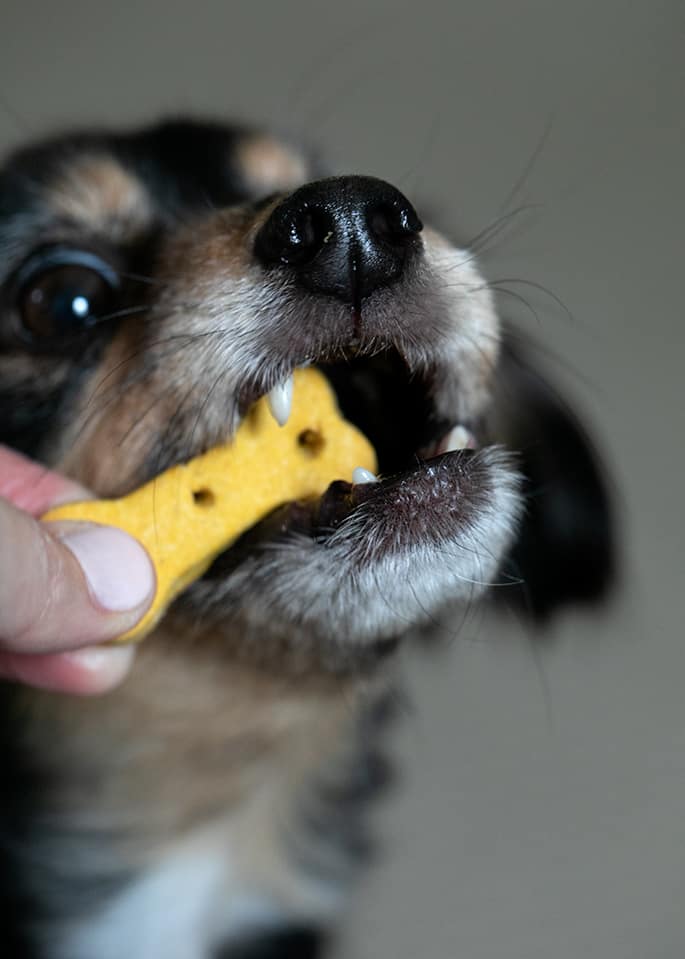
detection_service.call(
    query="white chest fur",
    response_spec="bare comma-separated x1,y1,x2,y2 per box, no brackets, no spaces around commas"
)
54,787,346,959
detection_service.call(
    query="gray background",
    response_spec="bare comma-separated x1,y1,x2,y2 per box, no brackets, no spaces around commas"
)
1,1,683,956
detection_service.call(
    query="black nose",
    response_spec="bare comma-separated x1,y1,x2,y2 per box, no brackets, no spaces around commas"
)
254,176,422,305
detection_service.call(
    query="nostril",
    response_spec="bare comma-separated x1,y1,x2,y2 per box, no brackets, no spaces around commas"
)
367,203,423,245
284,209,328,263
255,205,334,268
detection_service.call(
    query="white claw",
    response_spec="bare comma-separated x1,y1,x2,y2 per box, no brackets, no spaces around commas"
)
266,374,294,426
442,425,476,453
352,466,379,485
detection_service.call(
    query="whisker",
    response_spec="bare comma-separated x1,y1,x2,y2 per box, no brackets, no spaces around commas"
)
150,383,199,548
94,304,152,325
497,114,554,215
486,276,575,326
115,388,171,450
115,270,169,288
441,580,475,647
85,326,231,406
187,368,230,452
500,327,606,398
463,203,544,258
68,326,232,450
487,284,542,326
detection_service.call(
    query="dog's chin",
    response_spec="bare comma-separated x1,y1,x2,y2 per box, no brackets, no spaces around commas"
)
178,349,523,658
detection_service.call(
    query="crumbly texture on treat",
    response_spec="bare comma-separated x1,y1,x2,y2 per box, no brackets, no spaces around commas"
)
43,368,377,642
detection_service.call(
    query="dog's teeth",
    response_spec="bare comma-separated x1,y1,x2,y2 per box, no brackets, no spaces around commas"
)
442,425,476,452
266,375,294,427
352,467,379,484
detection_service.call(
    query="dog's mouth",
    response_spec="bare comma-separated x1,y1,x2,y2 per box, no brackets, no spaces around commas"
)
202,345,483,579
318,349,478,471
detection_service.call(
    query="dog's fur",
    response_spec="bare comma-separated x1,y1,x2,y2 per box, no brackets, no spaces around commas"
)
0,119,614,958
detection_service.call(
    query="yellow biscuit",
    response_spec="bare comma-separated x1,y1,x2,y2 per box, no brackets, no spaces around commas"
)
43,368,377,642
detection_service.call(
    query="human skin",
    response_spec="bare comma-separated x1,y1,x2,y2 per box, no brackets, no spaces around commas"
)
0,446,154,695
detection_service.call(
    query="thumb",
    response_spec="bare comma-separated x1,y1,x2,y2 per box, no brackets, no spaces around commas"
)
0,496,155,653
0,499,154,654
0,446,156,695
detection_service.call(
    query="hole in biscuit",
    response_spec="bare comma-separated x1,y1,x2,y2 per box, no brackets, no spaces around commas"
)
297,428,325,455
192,488,216,508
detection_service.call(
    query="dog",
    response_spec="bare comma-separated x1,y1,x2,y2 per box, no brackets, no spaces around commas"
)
0,118,614,958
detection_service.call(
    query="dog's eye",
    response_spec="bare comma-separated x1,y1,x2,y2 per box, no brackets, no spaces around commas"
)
13,249,120,340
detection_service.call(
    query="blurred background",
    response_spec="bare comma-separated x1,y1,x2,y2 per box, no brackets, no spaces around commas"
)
1,1,683,956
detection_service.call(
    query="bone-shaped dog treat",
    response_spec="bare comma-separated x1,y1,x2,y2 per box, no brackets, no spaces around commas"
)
42,368,377,643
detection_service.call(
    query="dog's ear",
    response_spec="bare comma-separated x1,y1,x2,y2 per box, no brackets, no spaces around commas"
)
488,335,617,622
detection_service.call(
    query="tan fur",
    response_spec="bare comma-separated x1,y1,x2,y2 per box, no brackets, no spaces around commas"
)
157,207,272,282
56,204,281,495
15,616,377,870
235,135,309,196
49,154,153,239
0,352,70,392
56,321,164,493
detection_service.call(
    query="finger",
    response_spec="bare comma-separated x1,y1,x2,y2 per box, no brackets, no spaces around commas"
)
0,444,89,515
0,497,155,653
0,644,135,695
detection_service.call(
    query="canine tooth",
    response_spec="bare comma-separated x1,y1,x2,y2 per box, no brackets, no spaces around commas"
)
266,375,294,426
442,425,476,452
352,466,379,484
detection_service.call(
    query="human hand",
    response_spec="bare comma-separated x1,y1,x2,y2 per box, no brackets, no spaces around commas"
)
0,446,155,695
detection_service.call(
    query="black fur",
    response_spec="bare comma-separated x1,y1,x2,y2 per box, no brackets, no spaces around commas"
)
0,120,268,462
493,339,616,621
217,927,326,959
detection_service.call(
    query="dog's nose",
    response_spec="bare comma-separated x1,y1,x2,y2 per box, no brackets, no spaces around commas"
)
254,176,422,304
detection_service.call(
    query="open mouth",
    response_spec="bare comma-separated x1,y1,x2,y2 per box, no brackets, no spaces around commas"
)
203,346,482,579
318,350,477,472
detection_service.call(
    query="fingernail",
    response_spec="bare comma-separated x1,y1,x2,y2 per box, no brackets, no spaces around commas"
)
0,644,136,696
60,526,155,612
63,644,136,694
